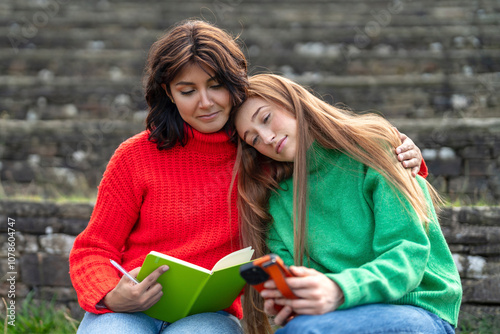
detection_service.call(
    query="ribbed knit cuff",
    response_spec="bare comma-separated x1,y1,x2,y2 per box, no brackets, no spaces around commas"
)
326,272,361,310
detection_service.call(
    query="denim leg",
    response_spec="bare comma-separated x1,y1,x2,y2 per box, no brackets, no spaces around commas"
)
276,304,455,334
162,311,243,334
77,311,164,334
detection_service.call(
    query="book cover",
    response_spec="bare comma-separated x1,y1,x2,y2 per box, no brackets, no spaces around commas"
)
136,246,254,323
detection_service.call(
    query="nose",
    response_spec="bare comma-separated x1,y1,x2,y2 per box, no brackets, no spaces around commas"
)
260,129,275,145
199,89,214,109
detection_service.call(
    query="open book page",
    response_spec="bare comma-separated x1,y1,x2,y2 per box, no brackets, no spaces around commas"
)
149,251,211,274
211,246,254,272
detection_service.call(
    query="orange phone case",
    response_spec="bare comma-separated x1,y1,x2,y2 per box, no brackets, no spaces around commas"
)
240,254,298,316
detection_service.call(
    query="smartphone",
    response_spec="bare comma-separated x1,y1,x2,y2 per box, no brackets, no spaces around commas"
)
240,254,298,316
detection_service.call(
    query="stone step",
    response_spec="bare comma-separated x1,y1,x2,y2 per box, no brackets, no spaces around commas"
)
1,72,498,120
3,21,499,51
1,117,499,202
2,0,499,28
2,48,499,78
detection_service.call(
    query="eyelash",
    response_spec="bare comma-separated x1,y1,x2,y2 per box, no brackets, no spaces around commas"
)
251,114,270,146
180,84,223,95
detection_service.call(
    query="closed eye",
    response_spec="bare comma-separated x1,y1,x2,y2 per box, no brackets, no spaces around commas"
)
251,135,260,146
180,90,194,95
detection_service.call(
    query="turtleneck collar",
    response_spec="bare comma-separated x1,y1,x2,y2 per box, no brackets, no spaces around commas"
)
307,141,341,174
183,125,235,154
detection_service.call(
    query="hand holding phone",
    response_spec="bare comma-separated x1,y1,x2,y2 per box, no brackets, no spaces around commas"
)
239,254,298,318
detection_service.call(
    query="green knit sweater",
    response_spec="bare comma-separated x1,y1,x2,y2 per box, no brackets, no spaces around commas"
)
267,143,462,326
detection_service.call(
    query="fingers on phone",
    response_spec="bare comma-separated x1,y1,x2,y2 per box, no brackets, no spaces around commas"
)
274,305,294,326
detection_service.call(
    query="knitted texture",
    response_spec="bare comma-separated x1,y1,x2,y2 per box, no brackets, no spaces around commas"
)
69,129,242,318
267,142,462,326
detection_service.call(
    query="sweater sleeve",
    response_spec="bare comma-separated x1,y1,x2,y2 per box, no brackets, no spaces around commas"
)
267,224,294,266
326,170,431,310
69,140,144,314
418,159,428,178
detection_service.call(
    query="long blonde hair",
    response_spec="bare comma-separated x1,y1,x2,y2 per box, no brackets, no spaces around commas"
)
234,73,441,334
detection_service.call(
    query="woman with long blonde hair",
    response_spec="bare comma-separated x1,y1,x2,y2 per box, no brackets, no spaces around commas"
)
233,74,462,334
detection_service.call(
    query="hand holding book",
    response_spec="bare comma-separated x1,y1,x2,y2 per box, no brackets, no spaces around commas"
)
136,247,254,322
103,264,168,313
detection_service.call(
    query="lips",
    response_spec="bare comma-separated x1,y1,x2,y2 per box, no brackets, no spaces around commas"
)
198,111,220,121
276,136,287,154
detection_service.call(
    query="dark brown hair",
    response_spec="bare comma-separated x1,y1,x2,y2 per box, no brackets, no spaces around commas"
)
144,20,248,150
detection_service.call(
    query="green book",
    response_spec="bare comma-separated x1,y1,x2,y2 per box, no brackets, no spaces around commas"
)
136,246,254,323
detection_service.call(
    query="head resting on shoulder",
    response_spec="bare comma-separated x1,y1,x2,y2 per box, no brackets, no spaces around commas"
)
144,19,248,149
233,73,439,260
235,73,441,334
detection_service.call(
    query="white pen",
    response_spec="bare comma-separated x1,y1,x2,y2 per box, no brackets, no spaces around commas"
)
110,259,140,284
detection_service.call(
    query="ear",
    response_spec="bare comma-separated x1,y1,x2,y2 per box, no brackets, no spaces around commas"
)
161,83,175,103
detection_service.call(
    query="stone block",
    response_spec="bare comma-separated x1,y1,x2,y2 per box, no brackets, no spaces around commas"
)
0,231,39,256
446,226,488,244
0,161,36,183
426,158,462,176
448,244,470,254
437,207,453,227
0,217,62,235
39,233,76,255
470,243,500,256
0,282,30,302
38,287,78,302
449,176,489,194
19,253,72,287
60,218,89,236
464,159,498,176
493,140,500,158
462,276,500,304
0,201,59,218
428,175,447,193
461,145,492,159
458,207,500,226
57,203,94,219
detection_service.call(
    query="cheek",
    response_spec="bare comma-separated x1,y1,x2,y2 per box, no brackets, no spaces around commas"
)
175,100,196,118
216,90,232,109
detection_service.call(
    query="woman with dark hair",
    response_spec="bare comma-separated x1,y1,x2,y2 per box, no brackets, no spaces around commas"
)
69,20,426,333
233,74,462,334
70,20,248,333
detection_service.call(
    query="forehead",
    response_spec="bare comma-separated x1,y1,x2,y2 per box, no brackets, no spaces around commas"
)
237,97,265,120
235,97,267,134
172,63,215,83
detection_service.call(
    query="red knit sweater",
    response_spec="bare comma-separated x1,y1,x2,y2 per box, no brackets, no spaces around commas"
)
69,129,242,319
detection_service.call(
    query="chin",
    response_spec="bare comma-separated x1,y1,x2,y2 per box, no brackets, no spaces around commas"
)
197,124,225,134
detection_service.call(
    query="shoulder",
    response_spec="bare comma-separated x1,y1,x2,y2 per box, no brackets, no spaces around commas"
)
111,131,157,160
116,131,153,153
105,131,157,171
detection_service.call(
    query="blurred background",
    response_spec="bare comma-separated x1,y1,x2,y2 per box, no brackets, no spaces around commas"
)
0,0,499,332
0,0,499,203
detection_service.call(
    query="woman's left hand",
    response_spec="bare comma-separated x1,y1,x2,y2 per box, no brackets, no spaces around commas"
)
394,130,423,177
261,266,344,326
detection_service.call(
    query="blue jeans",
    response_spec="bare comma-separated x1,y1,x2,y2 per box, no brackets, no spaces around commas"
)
77,311,243,334
276,304,455,334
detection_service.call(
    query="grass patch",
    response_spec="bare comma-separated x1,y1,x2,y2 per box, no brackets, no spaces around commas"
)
457,312,500,334
1,291,80,334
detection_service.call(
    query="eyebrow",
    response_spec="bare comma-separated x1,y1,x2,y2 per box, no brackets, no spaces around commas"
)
174,76,217,86
243,105,266,142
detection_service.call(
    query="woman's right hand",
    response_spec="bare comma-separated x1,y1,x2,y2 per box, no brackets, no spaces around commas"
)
103,265,168,312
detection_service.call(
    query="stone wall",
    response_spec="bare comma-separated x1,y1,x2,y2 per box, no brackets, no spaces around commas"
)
0,0,499,330
1,200,499,327
1,0,499,205
1,118,499,203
